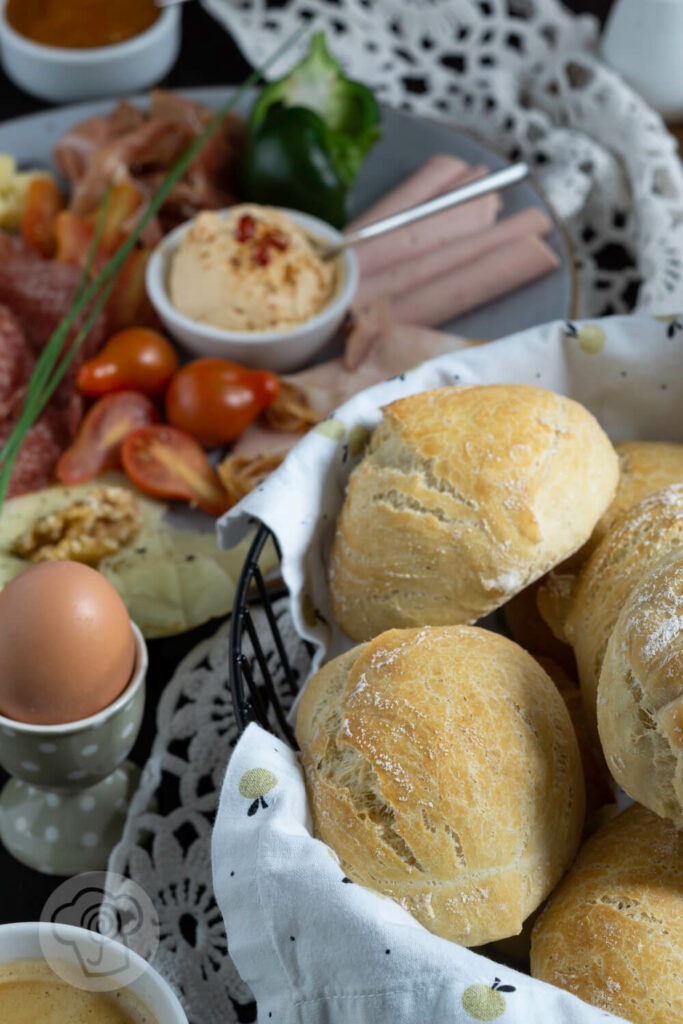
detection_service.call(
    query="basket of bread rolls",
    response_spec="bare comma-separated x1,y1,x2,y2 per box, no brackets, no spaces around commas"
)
214,315,683,1024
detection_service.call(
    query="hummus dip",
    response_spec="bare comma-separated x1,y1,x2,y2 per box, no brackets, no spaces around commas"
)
169,205,338,332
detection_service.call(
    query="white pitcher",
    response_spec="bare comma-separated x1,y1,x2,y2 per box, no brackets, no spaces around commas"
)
602,0,683,122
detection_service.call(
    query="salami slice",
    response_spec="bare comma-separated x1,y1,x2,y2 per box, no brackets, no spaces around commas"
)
0,234,106,362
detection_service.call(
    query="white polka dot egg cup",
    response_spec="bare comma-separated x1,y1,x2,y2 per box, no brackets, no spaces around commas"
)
0,622,147,875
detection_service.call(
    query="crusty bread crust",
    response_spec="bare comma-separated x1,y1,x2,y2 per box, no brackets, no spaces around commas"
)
329,384,618,642
530,804,683,1023
296,625,585,947
545,484,683,741
598,553,683,826
560,439,683,576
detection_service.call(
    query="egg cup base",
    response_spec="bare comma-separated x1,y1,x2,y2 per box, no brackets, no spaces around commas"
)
0,760,140,875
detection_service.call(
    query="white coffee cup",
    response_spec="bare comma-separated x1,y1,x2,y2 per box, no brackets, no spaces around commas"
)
0,921,187,1023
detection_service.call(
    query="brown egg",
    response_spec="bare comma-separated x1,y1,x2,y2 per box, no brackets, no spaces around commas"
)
0,561,136,725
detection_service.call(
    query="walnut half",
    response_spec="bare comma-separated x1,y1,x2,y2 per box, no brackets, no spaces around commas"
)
12,486,141,566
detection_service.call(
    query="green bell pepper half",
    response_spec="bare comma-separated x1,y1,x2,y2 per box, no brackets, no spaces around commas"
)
242,32,382,226
242,105,348,228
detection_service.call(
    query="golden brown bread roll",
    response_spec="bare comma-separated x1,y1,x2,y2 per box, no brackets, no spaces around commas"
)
538,484,683,741
560,439,683,575
530,804,683,1023
329,384,618,641
535,657,615,829
296,625,585,947
503,577,576,672
598,553,683,827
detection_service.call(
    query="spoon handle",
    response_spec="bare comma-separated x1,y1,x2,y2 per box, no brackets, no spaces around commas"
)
324,161,530,260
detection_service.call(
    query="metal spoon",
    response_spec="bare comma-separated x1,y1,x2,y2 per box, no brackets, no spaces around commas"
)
319,161,530,261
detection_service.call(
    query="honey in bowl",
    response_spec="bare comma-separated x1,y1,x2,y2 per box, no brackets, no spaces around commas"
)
5,0,160,50
0,960,158,1024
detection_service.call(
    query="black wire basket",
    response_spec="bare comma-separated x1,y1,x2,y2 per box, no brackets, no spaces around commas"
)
229,522,308,750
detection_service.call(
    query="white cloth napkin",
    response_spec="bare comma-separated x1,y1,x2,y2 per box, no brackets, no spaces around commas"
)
214,315,683,1021
213,722,628,1023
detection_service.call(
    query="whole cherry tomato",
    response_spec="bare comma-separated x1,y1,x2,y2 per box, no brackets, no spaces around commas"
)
77,328,180,398
165,358,280,446
121,425,229,516
56,392,160,485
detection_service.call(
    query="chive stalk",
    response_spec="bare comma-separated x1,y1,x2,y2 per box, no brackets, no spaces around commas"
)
0,23,310,509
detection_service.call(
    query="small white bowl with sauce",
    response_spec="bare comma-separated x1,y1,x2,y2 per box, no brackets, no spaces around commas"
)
0,0,180,104
145,207,359,374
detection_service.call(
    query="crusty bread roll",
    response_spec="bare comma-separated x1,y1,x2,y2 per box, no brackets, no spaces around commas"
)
503,577,576,671
598,553,683,826
538,484,683,740
561,439,683,575
535,657,615,828
530,804,683,1023
329,384,618,641
296,625,585,947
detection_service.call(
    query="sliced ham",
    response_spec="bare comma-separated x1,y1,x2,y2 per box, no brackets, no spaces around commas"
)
354,191,501,278
391,235,560,327
231,423,302,459
232,315,474,460
355,207,553,311
346,154,471,231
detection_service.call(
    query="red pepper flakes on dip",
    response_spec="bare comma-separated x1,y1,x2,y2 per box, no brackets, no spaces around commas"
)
168,205,338,332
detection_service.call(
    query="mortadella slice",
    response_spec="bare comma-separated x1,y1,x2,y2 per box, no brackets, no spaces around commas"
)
354,190,502,278
391,235,560,327
354,207,553,311
346,154,471,231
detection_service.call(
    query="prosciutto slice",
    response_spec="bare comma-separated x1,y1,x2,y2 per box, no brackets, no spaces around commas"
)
54,90,245,234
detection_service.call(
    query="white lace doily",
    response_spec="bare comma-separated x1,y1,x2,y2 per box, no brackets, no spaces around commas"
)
202,0,683,317
108,5,683,1020
108,597,311,1024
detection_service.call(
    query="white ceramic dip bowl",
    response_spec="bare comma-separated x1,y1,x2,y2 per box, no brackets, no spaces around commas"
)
146,207,359,374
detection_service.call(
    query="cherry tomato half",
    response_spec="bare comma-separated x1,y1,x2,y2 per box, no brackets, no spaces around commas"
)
77,328,180,399
56,392,160,485
121,424,229,516
165,358,280,447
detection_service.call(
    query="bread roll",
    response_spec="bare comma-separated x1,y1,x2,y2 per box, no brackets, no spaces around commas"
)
503,577,576,671
535,657,615,828
296,625,585,947
329,384,618,641
598,553,683,826
530,804,683,1023
561,439,683,575
539,484,683,740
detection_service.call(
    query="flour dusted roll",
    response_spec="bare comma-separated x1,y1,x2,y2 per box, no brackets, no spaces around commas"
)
296,625,585,947
547,439,683,576
587,440,683,558
598,553,683,826
328,384,618,641
530,804,683,1024
539,484,683,740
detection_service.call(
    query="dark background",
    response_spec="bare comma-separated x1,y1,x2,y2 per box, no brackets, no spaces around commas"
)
0,0,616,921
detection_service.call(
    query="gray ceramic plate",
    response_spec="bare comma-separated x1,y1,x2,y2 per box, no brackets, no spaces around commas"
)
0,87,574,341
